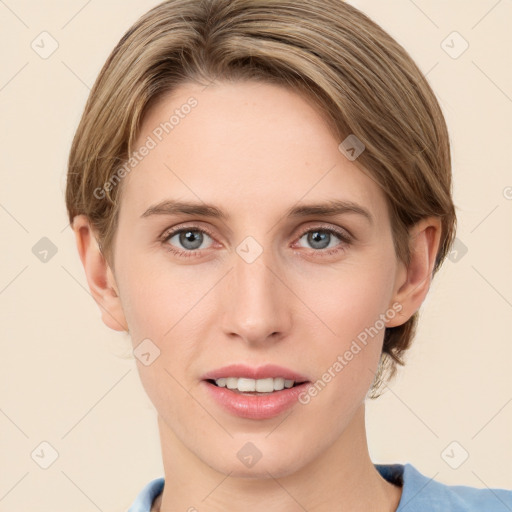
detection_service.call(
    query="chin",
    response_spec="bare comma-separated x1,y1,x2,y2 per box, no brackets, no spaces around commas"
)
202,443,310,480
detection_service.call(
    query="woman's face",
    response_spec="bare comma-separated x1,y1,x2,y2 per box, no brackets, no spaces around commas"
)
110,79,407,477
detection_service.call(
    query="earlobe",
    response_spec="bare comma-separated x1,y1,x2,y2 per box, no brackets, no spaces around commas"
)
72,215,128,332
386,217,442,328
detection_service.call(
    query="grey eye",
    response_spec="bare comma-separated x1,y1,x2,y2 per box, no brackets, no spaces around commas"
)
166,229,213,251
298,230,341,250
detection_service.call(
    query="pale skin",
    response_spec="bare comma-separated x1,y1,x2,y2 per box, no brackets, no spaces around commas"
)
72,80,441,511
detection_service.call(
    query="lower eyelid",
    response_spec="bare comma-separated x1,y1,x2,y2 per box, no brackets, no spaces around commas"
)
161,226,350,254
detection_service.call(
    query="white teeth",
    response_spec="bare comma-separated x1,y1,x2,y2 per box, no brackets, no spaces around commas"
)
284,379,295,389
213,377,298,392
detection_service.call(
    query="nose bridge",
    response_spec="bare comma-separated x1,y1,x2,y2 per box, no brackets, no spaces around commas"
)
221,241,290,342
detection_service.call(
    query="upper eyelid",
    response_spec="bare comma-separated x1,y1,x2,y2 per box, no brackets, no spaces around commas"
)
161,223,352,245
298,224,351,238
161,223,215,241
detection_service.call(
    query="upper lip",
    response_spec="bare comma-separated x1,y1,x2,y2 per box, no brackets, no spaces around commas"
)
201,364,310,382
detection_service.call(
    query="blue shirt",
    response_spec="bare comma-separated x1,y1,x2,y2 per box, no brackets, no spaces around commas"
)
128,463,512,511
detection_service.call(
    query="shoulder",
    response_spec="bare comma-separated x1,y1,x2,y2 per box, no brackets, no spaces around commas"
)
129,467,512,512
127,477,164,512
376,463,512,512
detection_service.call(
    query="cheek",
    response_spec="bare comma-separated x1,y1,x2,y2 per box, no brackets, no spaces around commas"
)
114,249,188,339
295,283,389,418
297,254,396,389
304,258,395,342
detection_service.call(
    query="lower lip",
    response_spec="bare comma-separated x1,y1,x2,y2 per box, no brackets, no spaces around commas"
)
202,380,311,420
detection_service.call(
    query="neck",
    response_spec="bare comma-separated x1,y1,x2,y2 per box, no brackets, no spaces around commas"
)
154,404,401,512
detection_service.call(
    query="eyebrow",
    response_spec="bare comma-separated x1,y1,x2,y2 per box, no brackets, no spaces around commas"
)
140,199,373,225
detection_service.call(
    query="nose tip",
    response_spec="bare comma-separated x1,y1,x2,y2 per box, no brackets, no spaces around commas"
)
220,254,291,345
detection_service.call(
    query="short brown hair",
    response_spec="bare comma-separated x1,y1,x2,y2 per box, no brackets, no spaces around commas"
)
65,0,457,397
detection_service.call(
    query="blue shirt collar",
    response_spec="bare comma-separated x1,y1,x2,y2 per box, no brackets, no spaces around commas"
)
128,463,512,512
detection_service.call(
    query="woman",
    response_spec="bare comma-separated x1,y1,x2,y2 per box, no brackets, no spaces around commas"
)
65,1,512,510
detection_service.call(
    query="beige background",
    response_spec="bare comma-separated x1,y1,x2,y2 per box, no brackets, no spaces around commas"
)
1,0,511,510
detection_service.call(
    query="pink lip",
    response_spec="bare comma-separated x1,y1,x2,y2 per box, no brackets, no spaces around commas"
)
200,364,311,420
201,380,311,420
201,363,310,382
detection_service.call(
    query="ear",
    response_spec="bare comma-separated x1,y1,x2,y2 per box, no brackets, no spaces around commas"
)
71,214,128,332
386,216,442,328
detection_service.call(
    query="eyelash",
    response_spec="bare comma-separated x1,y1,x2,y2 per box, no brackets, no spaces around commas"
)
159,224,352,259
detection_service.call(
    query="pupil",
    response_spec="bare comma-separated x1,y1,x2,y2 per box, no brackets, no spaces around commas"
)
181,230,202,250
309,231,329,249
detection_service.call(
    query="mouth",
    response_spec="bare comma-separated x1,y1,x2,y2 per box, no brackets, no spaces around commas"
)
205,377,309,395
201,366,312,419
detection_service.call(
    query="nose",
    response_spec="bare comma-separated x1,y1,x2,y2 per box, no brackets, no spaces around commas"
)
220,247,292,346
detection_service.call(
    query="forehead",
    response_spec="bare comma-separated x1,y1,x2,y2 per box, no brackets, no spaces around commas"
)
120,80,387,224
